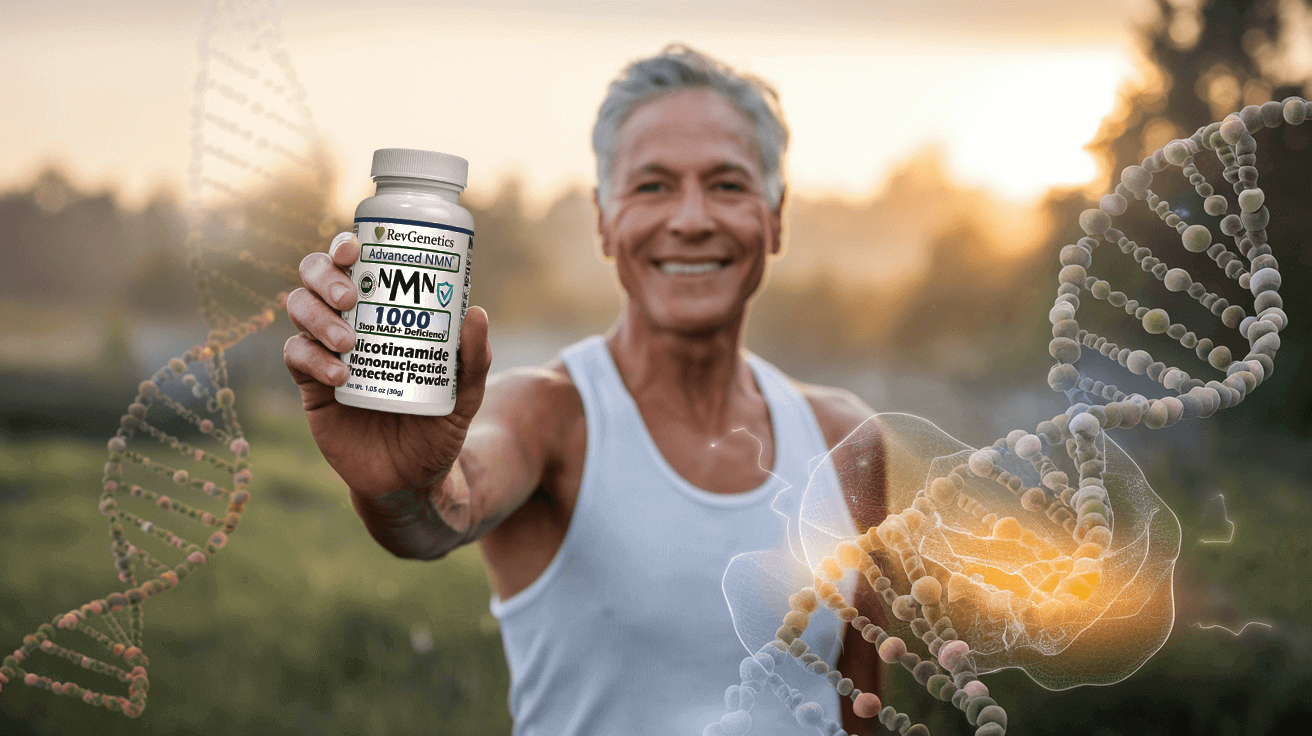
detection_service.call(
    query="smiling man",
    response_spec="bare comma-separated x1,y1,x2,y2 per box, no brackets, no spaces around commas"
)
284,45,884,735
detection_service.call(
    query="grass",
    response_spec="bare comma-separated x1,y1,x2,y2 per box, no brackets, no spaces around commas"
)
0,423,512,736
2,408,1310,735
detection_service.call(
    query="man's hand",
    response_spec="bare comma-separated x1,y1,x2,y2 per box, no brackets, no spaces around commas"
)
282,232,492,532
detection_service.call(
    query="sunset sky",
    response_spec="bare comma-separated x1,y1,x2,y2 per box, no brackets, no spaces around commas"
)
1,0,1144,213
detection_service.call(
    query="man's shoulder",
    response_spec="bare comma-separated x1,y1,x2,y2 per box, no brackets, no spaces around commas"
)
788,378,877,450
484,359,581,418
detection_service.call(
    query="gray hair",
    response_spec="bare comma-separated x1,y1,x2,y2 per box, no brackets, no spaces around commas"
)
592,44,789,213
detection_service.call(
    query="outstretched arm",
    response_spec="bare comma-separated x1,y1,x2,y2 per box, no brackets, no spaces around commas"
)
347,367,569,559
284,233,560,559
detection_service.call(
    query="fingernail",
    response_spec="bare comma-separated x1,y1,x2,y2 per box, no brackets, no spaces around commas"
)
330,232,354,253
330,283,349,304
329,363,347,385
329,325,351,350
303,254,329,280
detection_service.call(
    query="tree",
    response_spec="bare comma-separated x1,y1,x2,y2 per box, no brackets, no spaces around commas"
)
1079,0,1312,434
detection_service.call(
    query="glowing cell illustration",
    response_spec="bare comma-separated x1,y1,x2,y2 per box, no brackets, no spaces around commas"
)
712,101,1296,735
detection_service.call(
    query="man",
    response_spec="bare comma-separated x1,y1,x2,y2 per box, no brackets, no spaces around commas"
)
284,46,883,735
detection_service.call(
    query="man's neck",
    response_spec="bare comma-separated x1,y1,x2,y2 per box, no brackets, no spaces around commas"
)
605,306,755,430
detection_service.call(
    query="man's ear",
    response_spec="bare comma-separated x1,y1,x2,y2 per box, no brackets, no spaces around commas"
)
593,187,615,259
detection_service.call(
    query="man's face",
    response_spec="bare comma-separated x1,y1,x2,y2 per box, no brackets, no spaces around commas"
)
597,88,782,336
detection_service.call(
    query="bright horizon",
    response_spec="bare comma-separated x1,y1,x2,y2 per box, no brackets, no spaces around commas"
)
1,0,1141,215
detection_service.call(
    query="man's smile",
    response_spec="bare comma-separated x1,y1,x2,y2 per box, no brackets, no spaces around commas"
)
653,259,732,275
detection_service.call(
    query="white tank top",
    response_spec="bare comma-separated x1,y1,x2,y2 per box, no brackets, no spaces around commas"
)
490,335,845,735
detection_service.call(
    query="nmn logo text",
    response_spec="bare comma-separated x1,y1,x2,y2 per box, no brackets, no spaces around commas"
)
378,268,451,305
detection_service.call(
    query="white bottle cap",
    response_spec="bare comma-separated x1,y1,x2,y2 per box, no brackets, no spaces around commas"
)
370,148,469,188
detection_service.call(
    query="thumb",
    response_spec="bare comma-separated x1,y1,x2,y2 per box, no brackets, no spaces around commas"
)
451,306,492,421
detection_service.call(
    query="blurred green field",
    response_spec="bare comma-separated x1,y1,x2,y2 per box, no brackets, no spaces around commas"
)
0,416,512,736
2,384,1311,735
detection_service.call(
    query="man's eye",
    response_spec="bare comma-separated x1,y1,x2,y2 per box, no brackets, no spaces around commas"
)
636,182,664,193
714,181,746,192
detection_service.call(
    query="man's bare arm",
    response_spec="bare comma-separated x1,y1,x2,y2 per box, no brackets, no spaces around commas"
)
803,383,886,735
348,366,572,560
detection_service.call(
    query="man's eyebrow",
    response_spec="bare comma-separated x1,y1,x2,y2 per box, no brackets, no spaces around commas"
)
636,164,676,177
631,162,754,177
701,162,753,178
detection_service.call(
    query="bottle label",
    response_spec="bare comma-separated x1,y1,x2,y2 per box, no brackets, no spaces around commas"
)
338,217,473,408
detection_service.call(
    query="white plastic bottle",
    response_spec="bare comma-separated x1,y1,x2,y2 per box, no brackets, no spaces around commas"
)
335,148,474,416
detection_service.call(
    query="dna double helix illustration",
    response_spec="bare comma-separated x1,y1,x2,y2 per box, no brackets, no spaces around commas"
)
1,0,332,716
711,102,1295,736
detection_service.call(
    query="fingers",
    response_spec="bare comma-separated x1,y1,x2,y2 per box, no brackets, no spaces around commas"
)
286,287,355,353
284,233,361,401
285,332,349,391
452,306,493,421
285,232,359,365
329,232,361,268
300,238,358,313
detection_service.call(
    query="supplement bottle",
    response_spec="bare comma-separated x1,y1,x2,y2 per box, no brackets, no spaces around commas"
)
335,148,474,416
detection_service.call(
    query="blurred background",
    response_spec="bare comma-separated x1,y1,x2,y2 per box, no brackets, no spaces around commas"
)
2,0,1311,733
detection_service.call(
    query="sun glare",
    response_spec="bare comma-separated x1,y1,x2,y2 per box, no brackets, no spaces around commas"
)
760,43,1132,206
948,54,1130,200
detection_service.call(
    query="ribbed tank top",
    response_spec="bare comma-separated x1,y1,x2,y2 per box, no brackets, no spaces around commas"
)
489,336,845,735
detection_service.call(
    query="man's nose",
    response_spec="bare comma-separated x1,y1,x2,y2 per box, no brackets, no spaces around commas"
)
667,184,714,239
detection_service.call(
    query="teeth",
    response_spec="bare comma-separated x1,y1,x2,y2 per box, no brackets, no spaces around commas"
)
658,261,726,275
